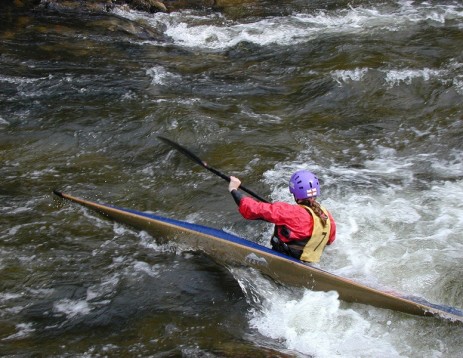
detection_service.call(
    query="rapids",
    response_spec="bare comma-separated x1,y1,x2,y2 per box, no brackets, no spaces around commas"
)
1,1,462,356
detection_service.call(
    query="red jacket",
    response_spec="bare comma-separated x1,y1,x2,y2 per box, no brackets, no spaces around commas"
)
238,197,336,244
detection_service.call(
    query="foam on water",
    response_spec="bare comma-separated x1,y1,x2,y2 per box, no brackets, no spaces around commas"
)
3,323,35,340
113,1,463,50
250,290,400,357
332,64,458,90
53,299,91,319
146,66,181,86
384,68,443,87
233,268,407,357
130,260,161,278
332,68,368,85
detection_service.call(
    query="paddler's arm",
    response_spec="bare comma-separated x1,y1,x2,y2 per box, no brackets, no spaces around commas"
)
229,176,244,205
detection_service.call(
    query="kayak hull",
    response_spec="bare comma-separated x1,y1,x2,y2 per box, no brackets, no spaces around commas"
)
54,191,463,323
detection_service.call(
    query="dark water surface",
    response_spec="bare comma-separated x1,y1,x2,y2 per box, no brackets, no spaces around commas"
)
1,1,463,356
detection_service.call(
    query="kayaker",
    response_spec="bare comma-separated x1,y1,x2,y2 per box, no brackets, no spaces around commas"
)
228,170,336,263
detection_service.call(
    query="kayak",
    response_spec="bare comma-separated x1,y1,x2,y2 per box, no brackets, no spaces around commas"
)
53,190,463,323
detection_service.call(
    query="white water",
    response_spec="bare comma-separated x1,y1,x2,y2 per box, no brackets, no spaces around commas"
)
114,1,463,50
246,280,462,357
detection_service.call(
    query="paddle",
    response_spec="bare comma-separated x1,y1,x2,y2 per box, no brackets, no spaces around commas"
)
158,136,269,203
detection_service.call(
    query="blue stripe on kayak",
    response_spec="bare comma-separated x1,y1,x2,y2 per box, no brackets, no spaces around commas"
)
404,295,463,317
115,205,300,263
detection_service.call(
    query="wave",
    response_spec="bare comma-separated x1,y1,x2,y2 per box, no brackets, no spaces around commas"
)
113,1,463,50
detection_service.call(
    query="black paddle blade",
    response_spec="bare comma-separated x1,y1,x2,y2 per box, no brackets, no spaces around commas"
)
157,136,269,203
157,135,230,182
157,136,207,167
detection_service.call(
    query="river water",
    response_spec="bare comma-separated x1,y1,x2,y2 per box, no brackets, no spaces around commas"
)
1,0,462,356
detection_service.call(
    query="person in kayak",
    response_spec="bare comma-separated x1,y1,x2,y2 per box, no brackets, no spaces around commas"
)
228,170,336,263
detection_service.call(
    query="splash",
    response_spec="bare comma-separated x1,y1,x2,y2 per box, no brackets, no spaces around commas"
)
231,268,401,357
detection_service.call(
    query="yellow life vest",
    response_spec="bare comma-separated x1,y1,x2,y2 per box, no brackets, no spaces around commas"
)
299,205,331,263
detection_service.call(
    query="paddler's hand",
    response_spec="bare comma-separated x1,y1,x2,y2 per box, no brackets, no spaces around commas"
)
228,176,241,192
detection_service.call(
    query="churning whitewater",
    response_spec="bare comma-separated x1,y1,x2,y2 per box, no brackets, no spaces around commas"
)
1,0,462,356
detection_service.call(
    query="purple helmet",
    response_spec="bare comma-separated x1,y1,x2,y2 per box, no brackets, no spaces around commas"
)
289,170,320,200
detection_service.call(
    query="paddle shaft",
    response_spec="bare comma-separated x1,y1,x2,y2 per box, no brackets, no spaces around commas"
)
158,136,269,203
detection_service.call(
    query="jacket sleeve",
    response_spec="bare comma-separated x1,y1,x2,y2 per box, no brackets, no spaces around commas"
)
238,197,294,224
